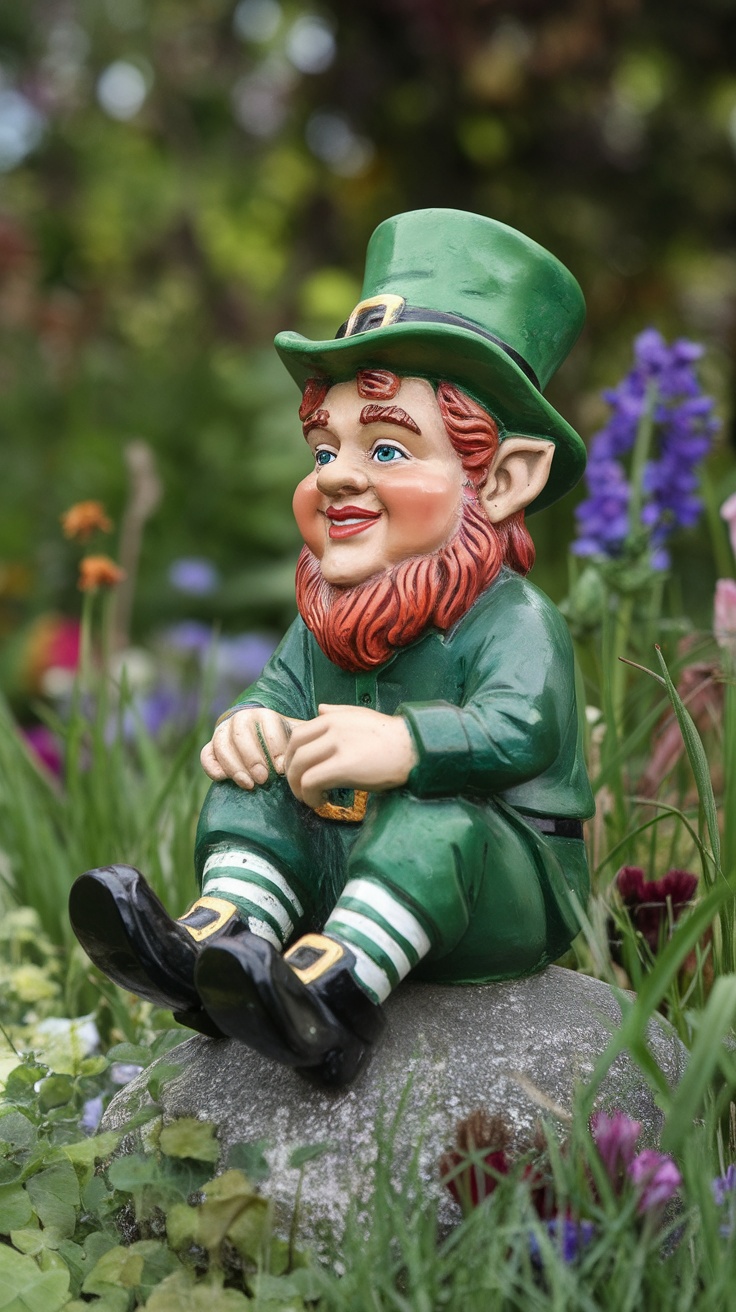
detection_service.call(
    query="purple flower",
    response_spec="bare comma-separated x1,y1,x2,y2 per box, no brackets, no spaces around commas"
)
628,1149,681,1214
168,558,220,595
80,1095,104,1134
215,634,278,685
529,1218,596,1267
712,1164,736,1208
110,1062,144,1085
573,328,719,568
591,1110,641,1186
161,621,215,658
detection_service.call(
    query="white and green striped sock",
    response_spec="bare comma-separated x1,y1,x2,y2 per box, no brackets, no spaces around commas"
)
201,850,304,949
324,877,432,1004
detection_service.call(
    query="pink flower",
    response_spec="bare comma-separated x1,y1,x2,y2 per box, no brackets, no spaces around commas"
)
720,491,736,558
628,1149,682,1214
591,1111,641,1188
714,578,736,663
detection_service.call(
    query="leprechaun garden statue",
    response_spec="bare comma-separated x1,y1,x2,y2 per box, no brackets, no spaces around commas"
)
70,209,594,1086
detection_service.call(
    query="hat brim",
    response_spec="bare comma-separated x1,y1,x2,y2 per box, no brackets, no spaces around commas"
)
274,320,585,515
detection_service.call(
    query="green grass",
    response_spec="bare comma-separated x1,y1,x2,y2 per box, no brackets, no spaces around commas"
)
1,560,736,1306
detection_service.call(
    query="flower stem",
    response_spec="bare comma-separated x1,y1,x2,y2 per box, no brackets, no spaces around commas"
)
627,383,656,540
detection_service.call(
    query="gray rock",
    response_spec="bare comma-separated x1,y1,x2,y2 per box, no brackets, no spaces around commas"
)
103,966,687,1250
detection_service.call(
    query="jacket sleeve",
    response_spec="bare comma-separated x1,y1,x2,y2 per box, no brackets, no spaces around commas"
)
223,618,315,722
398,595,570,798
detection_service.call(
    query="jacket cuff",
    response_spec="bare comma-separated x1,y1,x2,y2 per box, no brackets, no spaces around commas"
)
399,702,472,796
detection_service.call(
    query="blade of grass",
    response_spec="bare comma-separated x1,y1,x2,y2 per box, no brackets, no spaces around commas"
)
660,974,736,1153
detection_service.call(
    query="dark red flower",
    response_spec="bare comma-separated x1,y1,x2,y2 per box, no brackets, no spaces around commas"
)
613,866,698,956
439,1109,512,1211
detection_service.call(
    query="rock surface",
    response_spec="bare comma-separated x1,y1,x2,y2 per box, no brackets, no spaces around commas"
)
103,966,687,1248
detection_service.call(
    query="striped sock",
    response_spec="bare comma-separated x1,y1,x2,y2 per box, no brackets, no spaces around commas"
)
324,877,432,1004
201,850,304,950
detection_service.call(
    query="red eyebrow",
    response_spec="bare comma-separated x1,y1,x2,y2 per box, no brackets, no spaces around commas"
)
359,404,420,435
302,409,330,438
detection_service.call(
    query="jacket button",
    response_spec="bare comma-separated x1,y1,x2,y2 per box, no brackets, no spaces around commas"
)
360,692,372,704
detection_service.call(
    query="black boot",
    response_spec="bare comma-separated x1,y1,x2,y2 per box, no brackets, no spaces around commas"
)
195,932,385,1085
69,865,244,1036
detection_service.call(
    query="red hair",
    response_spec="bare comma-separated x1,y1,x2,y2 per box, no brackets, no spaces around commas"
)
295,370,537,670
299,370,535,574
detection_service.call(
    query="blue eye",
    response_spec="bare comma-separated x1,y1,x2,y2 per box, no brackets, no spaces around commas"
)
373,444,406,463
315,450,336,467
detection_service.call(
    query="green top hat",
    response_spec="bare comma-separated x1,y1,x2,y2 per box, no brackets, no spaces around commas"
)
275,208,586,514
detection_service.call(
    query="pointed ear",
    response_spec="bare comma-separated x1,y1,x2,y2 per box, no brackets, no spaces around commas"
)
480,437,555,523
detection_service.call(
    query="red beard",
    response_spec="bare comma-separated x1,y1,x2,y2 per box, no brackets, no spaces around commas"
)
295,496,505,672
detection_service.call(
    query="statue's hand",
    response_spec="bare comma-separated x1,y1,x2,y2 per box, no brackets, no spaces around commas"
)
285,704,418,810
200,708,303,790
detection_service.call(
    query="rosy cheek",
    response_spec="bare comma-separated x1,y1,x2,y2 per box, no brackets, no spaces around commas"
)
379,470,463,557
292,477,325,558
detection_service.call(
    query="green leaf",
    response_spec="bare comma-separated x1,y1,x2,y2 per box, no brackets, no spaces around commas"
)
226,1195,272,1264
159,1117,219,1163
58,1232,117,1294
662,975,736,1153
226,1139,270,1184
166,1169,261,1255
106,1042,151,1065
78,1055,109,1077
8,1228,43,1257
36,1075,75,1113
655,645,721,875
61,1130,120,1166
254,1268,322,1304
82,1244,144,1294
288,1142,331,1169
0,1244,70,1311
107,1153,160,1193
142,1268,251,1310
146,1062,182,1101
0,1181,34,1232
2,1065,47,1104
0,1112,35,1153
579,883,733,1118
25,1160,80,1238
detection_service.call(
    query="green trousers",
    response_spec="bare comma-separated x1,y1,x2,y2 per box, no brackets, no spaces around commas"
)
194,777,590,984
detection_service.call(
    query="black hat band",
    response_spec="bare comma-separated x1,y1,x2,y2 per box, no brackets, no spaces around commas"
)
335,301,541,392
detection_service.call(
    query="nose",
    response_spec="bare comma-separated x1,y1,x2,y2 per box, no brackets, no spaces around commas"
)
315,449,369,496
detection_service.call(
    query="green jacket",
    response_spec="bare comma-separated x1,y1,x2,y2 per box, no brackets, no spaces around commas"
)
230,568,594,822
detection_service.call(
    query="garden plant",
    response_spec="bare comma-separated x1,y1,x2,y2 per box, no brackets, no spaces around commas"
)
2,2,736,1306
0,323,735,1309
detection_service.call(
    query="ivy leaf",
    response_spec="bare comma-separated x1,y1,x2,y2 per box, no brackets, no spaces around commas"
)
106,1042,151,1065
0,1112,35,1153
0,1181,34,1231
2,1065,47,1106
288,1142,331,1170
166,1169,261,1255
142,1268,251,1310
25,1160,80,1238
158,1118,219,1163
226,1139,270,1183
146,1063,182,1102
36,1076,75,1114
82,1243,144,1294
61,1130,121,1167
0,1244,70,1312
107,1153,160,1194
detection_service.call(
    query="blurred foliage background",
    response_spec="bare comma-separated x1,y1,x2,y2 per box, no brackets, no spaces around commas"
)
2,0,736,652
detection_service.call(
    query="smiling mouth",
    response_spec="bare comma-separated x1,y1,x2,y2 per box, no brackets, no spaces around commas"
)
325,505,381,540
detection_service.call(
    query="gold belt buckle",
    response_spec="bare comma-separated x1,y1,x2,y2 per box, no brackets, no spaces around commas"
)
313,789,369,822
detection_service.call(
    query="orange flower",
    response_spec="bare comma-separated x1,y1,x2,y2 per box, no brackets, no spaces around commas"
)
78,555,126,592
61,501,113,542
